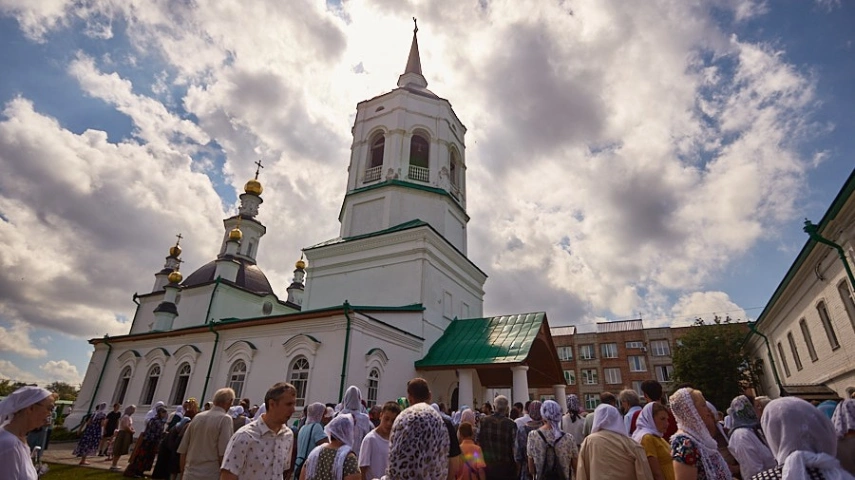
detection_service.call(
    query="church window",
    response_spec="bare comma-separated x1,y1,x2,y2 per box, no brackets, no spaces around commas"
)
817,301,840,349
246,241,254,258
838,280,855,329
170,363,191,406
140,364,161,405
113,366,132,405
408,134,430,182
366,368,380,408
228,360,247,400
449,149,460,189
369,134,385,169
289,357,310,408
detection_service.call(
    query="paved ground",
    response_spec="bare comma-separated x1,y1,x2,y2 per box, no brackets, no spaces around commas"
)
40,440,132,472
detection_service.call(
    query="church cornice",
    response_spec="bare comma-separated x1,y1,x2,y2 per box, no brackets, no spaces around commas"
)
338,180,469,222
355,88,467,133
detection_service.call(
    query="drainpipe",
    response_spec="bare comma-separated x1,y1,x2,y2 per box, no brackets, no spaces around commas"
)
746,322,783,396
201,320,220,403
804,219,855,291
338,301,353,403
86,334,113,417
204,278,221,324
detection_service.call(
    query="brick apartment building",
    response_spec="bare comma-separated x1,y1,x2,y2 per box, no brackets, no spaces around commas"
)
533,319,696,411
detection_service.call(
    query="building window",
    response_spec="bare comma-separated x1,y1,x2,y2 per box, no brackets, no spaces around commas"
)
584,394,600,411
838,280,855,328
579,345,596,360
557,346,573,361
787,332,803,371
289,357,310,408
409,134,429,168
140,364,161,405
799,318,819,362
601,343,618,358
364,134,385,183
113,366,132,405
367,368,380,408
632,381,644,396
650,340,670,356
170,363,191,406
582,369,598,385
604,367,622,385
817,301,840,349
540,395,556,402
450,149,461,189
564,370,576,385
628,356,647,372
625,341,644,349
655,365,674,383
228,360,247,400
777,342,791,377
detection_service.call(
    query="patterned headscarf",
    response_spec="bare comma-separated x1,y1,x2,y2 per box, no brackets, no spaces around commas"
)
591,404,626,436
762,397,854,480
669,388,731,480
566,394,581,422
305,413,354,480
632,402,662,443
385,403,449,480
460,408,476,425
528,400,543,422
306,402,326,424
832,399,855,439
541,400,563,436
728,395,758,432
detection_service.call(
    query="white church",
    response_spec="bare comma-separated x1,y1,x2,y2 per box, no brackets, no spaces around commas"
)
67,24,566,429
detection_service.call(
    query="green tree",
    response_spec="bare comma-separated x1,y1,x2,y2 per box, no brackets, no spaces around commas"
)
46,381,80,401
672,316,759,411
0,379,32,397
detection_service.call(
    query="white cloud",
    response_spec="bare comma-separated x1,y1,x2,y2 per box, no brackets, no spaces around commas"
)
0,321,48,358
40,360,83,384
669,291,748,326
0,359,40,384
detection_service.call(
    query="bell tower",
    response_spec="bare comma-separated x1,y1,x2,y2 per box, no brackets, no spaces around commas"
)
339,19,469,253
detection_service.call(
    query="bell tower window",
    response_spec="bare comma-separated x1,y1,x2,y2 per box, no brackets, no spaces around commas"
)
364,133,385,183
408,133,430,182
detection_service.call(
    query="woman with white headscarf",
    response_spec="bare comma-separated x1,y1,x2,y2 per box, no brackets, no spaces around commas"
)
577,404,653,480
73,401,108,465
751,397,855,480
337,386,374,457
727,395,775,479
832,399,855,475
526,400,578,480
633,402,675,480
383,402,449,480
145,401,165,421
301,413,360,480
295,403,330,480
669,388,732,480
0,386,56,480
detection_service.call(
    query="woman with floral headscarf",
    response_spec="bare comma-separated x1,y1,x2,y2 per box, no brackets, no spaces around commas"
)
832,399,855,475
726,395,775,479
527,400,578,480
563,394,585,449
301,413,360,480
515,400,543,480
669,388,732,480
752,397,855,480
577,404,653,479
383,402,450,480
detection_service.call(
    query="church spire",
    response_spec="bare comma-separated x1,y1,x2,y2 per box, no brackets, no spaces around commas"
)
397,18,428,89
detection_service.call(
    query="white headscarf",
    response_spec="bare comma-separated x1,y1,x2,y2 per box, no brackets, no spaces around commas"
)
669,388,731,480
253,403,266,420
591,404,627,435
339,386,364,415
541,400,563,436
336,386,373,456
632,402,662,443
763,397,855,480
145,401,165,420
306,402,326,424
96,402,107,412
0,386,51,424
305,413,354,480
832,399,855,439
173,405,185,418
706,401,729,441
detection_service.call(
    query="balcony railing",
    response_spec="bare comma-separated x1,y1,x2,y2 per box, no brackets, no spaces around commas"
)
408,165,429,182
363,166,381,183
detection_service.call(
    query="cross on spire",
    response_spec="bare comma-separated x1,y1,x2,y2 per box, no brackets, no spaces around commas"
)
175,233,183,245
413,17,418,34
254,159,264,179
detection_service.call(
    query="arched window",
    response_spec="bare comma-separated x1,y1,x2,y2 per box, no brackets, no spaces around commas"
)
289,357,310,408
140,364,161,405
817,301,840,349
229,360,247,400
170,363,192,405
366,368,380,408
113,366,132,405
449,149,460,188
369,134,385,169
409,134,429,168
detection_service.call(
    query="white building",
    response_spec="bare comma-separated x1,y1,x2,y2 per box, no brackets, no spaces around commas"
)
746,168,855,401
67,24,565,430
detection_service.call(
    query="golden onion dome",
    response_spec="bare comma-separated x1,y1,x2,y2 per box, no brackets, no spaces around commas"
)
169,244,182,257
229,226,243,241
167,270,183,284
295,259,306,270
244,178,263,195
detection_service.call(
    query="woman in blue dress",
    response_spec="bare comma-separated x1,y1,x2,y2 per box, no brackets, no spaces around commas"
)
73,402,108,465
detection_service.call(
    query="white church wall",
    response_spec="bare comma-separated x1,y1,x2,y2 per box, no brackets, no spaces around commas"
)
172,284,216,328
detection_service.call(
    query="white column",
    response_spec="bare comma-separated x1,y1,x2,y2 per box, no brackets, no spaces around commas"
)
553,384,567,414
458,369,475,409
511,365,530,405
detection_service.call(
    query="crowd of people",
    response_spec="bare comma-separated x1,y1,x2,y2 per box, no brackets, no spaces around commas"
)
2,379,855,480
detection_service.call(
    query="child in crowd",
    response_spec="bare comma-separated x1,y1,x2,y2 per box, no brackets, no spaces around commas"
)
457,422,486,480
359,401,401,480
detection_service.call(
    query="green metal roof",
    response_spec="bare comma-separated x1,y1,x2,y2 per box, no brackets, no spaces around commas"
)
416,312,546,367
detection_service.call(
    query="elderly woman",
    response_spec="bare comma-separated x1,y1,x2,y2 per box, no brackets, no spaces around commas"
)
726,395,775,479
295,403,330,480
752,397,855,480
670,388,732,480
110,405,136,471
633,402,675,480
516,400,543,480
384,402,450,480
833,399,855,475
527,400,578,480
124,405,168,478
0,386,57,480
337,386,374,457
301,413,360,480
562,394,585,449
577,404,653,479
74,401,108,465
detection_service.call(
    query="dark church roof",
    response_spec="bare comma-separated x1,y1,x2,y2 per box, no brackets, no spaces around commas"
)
182,258,274,295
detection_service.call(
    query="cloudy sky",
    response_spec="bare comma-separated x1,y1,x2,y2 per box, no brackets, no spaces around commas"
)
0,0,852,386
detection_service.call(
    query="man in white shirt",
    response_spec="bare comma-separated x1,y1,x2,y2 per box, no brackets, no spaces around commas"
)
513,401,531,428
220,382,297,480
358,401,401,480
178,387,236,480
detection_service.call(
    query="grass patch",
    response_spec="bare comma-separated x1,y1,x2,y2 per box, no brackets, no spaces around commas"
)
42,463,125,479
